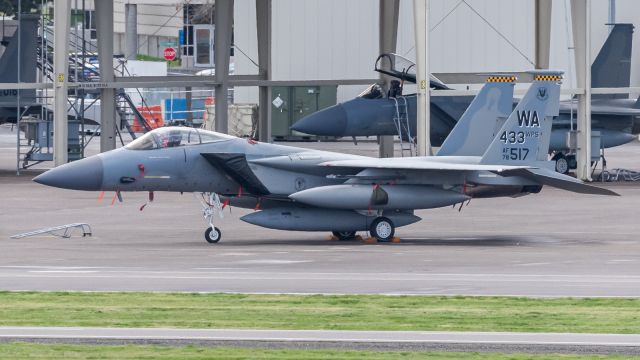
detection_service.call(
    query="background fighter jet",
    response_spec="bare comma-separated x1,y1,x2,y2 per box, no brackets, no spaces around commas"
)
34,71,616,244
291,24,639,174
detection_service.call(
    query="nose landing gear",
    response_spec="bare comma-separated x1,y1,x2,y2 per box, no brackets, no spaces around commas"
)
553,153,569,174
196,192,224,244
205,227,222,243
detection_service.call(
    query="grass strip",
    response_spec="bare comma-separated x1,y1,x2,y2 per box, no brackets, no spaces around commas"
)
0,292,638,333
0,343,637,360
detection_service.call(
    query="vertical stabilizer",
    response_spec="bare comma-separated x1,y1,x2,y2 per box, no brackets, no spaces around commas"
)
592,24,633,99
480,71,562,165
437,75,515,156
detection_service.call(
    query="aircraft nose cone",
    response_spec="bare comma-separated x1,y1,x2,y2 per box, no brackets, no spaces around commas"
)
290,104,348,136
33,156,104,191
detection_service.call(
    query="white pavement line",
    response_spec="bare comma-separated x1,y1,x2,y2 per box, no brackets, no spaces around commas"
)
0,328,639,346
3,270,640,278
2,270,640,279
1,273,639,284
30,271,99,273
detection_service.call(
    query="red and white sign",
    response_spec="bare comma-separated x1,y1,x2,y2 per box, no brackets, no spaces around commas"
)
163,47,177,61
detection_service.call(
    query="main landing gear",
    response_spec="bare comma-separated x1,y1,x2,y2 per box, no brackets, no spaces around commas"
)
369,217,395,242
331,217,396,242
197,192,224,244
331,231,357,241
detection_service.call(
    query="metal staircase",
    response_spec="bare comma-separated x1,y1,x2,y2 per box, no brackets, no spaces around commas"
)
15,16,154,171
116,91,153,140
392,96,415,157
37,22,99,83
36,19,152,142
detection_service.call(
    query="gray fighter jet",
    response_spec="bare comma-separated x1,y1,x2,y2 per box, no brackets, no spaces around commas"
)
291,24,639,174
34,71,616,244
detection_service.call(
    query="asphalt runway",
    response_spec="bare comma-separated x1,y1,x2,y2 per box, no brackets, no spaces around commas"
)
1,327,639,355
1,124,640,296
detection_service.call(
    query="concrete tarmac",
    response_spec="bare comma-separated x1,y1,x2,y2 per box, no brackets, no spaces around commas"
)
1,172,639,296
1,124,640,296
1,327,639,355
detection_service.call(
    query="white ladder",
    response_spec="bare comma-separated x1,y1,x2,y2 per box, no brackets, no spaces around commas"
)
11,223,92,239
392,96,415,157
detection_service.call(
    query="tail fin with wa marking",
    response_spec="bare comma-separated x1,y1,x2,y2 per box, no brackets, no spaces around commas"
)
480,71,562,165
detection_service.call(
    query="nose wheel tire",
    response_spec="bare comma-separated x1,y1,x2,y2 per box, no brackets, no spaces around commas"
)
205,227,222,244
332,231,357,241
369,217,395,242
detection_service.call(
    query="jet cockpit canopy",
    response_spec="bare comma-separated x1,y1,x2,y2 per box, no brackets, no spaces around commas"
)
374,53,450,90
125,127,234,150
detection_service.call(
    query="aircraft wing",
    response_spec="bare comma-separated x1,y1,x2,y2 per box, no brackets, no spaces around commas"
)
589,104,640,116
498,167,619,196
559,102,640,116
321,158,618,196
320,157,530,172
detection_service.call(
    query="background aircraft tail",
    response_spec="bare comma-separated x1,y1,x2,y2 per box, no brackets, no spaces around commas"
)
592,23,634,99
480,71,562,165
437,75,515,156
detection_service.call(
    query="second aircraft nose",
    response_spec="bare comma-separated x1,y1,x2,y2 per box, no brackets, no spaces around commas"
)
290,104,348,136
33,155,104,191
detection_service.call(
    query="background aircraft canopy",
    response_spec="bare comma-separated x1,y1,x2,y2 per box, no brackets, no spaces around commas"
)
375,53,449,90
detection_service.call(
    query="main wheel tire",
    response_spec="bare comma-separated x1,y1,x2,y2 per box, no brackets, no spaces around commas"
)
369,217,395,242
553,153,569,174
332,231,357,241
205,227,222,243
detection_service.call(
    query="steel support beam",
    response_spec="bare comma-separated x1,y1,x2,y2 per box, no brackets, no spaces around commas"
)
185,86,193,125
108,77,377,89
95,1,116,153
535,0,552,69
256,0,272,142
68,72,560,90
414,0,431,156
125,4,138,60
214,0,234,134
571,0,592,181
378,0,400,158
608,0,616,32
53,0,71,166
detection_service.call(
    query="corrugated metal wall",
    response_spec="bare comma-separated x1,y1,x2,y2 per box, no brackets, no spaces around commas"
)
397,0,534,73
234,0,640,104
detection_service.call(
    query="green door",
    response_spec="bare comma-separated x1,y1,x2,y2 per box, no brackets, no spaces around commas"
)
271,86,290,137
292,86,320,124
270,86,337,139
